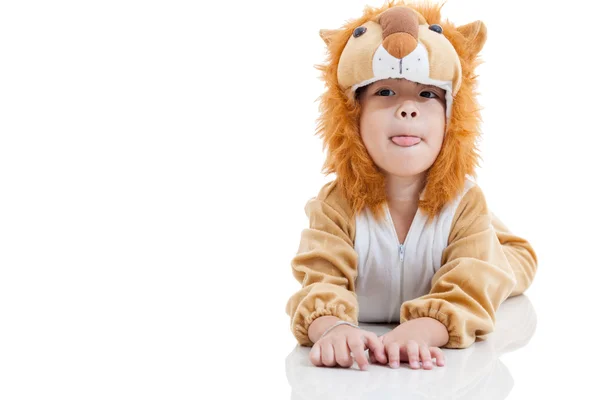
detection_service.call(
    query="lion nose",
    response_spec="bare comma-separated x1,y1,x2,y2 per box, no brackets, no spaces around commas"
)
383,32,418,59
379,6,419,59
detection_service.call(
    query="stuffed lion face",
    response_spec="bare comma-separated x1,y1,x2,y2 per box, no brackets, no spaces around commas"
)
315,0,487,223
335,5,462,122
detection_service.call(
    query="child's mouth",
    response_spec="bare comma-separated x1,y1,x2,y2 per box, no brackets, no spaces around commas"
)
390,135,421,147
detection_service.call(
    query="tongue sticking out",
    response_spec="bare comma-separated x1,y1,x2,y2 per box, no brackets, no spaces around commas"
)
391,136,421,146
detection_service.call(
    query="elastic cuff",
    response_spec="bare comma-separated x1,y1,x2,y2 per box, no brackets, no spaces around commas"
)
293,304,357,347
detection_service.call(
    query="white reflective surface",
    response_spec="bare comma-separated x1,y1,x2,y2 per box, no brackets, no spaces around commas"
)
285,295,535,400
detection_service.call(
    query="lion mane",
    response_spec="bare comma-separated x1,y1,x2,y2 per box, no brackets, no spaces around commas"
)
314,0,487,223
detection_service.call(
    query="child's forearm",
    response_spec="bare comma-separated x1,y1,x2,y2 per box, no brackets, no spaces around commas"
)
308,316,342,344
401,317,449,347
426,317,450,347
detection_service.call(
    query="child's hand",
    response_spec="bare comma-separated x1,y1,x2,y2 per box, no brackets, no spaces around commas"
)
309,325,388,371
370,322,446,370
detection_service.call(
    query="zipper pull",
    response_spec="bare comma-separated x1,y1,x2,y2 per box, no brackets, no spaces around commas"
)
399,243,404,261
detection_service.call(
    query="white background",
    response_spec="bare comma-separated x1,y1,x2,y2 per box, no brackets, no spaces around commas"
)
1,0,598,398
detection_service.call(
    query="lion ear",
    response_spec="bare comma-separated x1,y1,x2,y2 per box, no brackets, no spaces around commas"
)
319,28,341,48
456,20,487,57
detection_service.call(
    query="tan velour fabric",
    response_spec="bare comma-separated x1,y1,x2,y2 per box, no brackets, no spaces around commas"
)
285,180,358,347
399,184,538,348
285,180,538,348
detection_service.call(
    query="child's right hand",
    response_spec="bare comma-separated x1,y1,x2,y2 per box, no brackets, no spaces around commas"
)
309,324,388,371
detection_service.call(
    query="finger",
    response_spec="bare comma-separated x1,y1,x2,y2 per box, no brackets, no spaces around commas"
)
349,336,369,371
419,344,433,370
386,342,400,368
367,345,378,364
430,347,445,366
369,340,387,364
333,338,353,368
309,344,323,367
321,341,336,367
407,340,421,369
365,333,387,364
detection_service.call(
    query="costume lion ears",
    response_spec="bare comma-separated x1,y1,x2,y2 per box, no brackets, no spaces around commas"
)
316,3,488,118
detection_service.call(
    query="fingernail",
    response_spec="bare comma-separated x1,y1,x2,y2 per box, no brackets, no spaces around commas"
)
361,364,368,371
411,361,419,368
391,361,399,368
424,361,432,368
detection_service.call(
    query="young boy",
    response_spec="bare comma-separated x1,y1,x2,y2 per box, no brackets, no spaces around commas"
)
285,0,538,371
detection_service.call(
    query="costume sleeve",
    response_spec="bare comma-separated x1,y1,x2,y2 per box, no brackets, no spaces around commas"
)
285,181,359,347
491,212,538,298
400,184,523,349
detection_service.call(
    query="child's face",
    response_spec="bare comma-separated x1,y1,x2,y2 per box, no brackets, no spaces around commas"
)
358,78,447,178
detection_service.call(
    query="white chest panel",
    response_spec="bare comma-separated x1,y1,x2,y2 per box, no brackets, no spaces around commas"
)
353,180,475,323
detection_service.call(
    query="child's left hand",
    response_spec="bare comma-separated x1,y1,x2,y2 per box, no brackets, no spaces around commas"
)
369,320,446,370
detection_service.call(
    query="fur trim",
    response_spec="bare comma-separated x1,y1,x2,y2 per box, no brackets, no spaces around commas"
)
314,0,485,223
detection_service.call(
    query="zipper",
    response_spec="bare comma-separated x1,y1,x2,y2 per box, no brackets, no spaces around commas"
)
398,243,405,314
385,203,413,323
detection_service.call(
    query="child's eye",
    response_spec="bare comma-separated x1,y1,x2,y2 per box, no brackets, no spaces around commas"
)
420,91,439,99
375,88,440,98
376,89,395,96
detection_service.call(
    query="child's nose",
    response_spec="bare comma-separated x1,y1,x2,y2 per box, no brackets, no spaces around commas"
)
396,103,419,119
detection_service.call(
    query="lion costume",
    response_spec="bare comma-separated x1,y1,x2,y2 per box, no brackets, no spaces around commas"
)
285,0,538,349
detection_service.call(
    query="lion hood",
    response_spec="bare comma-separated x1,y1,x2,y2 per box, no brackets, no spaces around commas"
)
314,0,487,223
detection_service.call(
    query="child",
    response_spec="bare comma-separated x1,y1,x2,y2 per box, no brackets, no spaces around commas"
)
285,0,538,371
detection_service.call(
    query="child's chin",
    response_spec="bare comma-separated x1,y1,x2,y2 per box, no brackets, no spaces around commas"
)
384,165,427,178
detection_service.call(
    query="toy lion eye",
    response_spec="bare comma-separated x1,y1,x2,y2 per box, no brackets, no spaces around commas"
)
353,26,367,38
429,24,443,34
